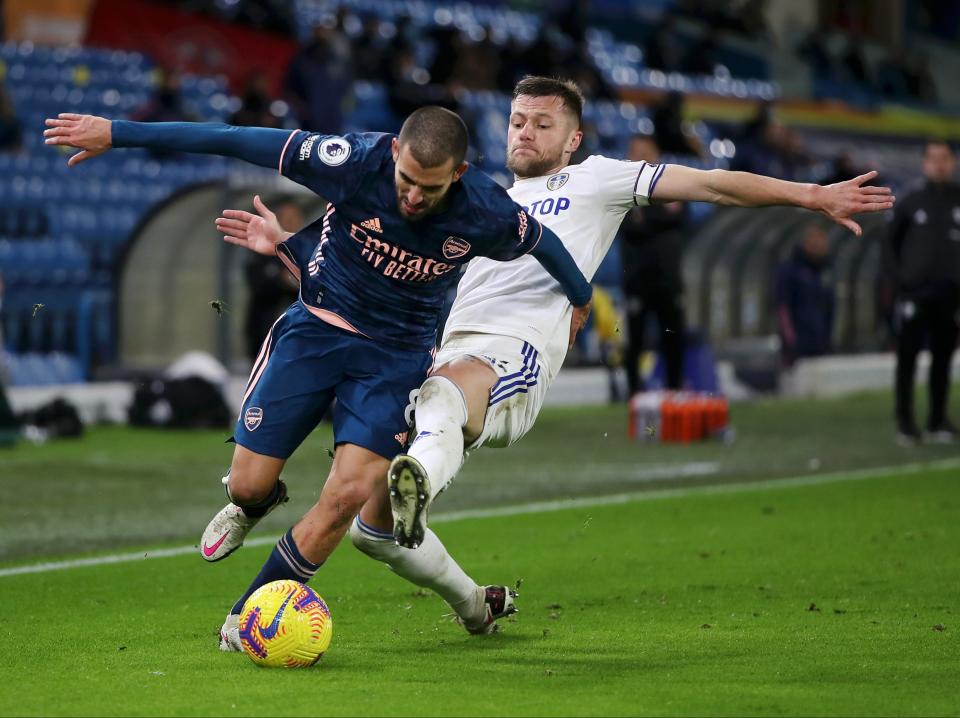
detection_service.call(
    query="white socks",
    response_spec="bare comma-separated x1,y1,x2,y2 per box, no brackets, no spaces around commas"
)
350,517,484,619
408,375,469,500
349,375,484,620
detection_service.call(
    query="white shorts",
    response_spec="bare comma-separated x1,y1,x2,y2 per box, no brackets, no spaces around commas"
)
433,332,551,450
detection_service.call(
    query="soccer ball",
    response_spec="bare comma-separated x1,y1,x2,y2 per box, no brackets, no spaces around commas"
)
238,580,333,667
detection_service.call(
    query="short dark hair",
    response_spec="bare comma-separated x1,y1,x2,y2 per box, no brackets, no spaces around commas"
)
512,76,584,128
397,106,469,168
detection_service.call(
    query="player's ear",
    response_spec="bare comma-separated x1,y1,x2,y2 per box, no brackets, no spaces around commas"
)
567,130,583,155
452,161,468,182
391,136,400,162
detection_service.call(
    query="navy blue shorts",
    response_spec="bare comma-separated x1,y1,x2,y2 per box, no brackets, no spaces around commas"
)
235,302,431,460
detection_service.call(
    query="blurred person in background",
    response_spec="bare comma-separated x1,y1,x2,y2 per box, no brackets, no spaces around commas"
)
905,51,938,104
283,23,353,134
796,28,835,84
732,103,811,181
619,134,688,394
229,71,281,129
823,153,858,186
681,27,722,77
133,70,195,124
652,91,703,157
877,47,912,102
0,80,23,152
243,199,302,363
839,36,874,93
823,151,886,189
775,223,835,368
885,140,960,444
351,14,389,81
644,13,681,73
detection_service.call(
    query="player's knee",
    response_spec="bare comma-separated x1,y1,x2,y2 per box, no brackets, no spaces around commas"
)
418,375,469,426
227,448,283,505
225,471,275,506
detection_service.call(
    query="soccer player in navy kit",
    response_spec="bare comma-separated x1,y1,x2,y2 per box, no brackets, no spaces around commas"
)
44,107,593,644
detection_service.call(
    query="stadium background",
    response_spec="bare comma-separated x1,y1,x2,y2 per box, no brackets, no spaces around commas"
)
0,2,958,715
1,0,959,396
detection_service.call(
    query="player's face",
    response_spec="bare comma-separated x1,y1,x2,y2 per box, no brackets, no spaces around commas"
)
507,95,582,179
922,143,956,183
392,139,466,221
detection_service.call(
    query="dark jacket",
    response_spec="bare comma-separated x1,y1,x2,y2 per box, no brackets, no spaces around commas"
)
884,180,960,296
775,246,835,360
619,201,687,294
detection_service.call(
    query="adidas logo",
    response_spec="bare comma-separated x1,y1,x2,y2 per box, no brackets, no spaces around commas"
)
361,217,382,233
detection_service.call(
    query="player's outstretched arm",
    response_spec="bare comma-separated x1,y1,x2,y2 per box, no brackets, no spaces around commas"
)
44,113,292,168
215,195,292,256
651,165,894,236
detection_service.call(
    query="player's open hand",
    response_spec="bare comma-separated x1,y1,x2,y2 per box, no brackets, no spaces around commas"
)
43,113,112,166
216,195,287,256
815,171,894,236
569,298,593,350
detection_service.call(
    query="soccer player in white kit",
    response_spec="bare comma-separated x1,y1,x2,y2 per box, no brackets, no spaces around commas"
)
222,77,893,634
382,77,893,551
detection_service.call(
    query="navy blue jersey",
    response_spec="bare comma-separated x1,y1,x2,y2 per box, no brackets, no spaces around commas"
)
275,131,542,350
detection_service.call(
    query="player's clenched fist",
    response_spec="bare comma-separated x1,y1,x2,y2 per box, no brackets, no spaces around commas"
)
43,113,112,166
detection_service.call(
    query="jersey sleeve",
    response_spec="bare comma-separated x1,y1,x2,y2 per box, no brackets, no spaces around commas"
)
480,205,545,261
278,131,372,204
585,155,667,209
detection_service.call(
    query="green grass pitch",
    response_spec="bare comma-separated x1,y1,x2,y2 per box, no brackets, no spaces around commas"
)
0,391,958,716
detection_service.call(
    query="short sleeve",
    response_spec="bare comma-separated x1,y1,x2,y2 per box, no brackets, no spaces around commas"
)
278,131,370,204
584,155,668,209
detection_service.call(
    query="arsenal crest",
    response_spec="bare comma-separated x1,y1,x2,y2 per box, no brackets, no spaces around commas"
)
442,236,471,259
546,173,569,191
244,407,263,431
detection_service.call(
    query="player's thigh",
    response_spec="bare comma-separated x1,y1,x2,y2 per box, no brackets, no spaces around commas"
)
333,339,433,460
435,334,549,449
475,368,548,449
431,356,498,440
235,305,344,460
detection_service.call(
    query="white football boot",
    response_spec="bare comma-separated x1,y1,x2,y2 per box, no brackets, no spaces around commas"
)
218,613,242,652
200,477,288,562
458,585,519,635
388,454,431,549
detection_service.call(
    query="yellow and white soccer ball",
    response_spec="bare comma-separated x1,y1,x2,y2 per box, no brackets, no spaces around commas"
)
238,580,333,667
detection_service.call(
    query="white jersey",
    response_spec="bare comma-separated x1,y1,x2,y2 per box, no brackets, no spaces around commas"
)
443,155,664,375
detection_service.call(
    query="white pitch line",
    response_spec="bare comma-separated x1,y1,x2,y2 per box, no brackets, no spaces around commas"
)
2,457,958,579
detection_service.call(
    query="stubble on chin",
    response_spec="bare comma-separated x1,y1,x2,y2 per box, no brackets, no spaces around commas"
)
507,150,564,179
